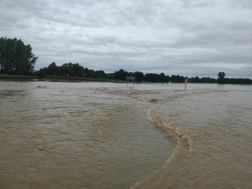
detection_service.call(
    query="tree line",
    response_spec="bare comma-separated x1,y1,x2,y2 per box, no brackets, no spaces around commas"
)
1,38,251,84
0,37,38,75
38,65,170,83
188,72,251,84
37,62,106,79
110,69,169,82
38,62,171,82
215,72,251,84
18,61,252,84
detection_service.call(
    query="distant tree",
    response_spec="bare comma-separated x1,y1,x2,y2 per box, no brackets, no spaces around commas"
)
115,69,126,80
217,72,226,84
36,70,46,78
57,62,85,77
106,73,115,80
170,75,185,83
39,67,48,75
72,63,85,77
93,70,107,78
165,75,170,83
60,63,74,76
159,73,165,82
144,73,160,82
84,68,90,77
218,72,226,79
47,62,58,75
88,69,95,78
195,76,199,83
145,73,158,82
134,71,144,82
170,75,176,82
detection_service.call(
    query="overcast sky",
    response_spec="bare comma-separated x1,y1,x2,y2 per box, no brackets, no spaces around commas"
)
1,0,252,78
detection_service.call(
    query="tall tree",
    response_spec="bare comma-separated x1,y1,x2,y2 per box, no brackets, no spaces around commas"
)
134,71,144,82
0,37,38,75
195,76,199,82
159,73,165,82
218,72,226,79
72,63,85,77
115,69,126,80
47,62,58,75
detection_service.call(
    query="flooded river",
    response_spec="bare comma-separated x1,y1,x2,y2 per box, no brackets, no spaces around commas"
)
0,81,251,189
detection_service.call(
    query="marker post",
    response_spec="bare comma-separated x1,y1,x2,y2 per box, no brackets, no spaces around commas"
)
126,76,135,89
185,78,188,89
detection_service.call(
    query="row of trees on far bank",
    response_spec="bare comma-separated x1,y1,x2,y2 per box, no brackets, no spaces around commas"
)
37,64,170,83
0,37,38,75
0,37,250,84
188,72,251,84
215,72,251,84
111,69,169,82
36,63,252,84
37,62,106,79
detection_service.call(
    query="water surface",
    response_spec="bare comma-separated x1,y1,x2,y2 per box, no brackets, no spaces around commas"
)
0,81,251,189
0,81,175,189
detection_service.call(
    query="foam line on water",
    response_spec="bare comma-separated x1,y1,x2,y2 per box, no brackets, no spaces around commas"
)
129,94,194,188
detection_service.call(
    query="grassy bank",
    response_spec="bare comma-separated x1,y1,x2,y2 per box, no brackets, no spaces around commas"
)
0,74,118,83
0,74,38,80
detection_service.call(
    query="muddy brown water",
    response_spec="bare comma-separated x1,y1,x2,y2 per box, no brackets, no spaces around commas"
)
0,81,251,189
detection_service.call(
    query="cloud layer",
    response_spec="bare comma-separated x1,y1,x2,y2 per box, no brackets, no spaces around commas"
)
1,0,252,78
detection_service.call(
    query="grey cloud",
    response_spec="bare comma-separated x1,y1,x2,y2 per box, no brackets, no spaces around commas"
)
0,0,251,78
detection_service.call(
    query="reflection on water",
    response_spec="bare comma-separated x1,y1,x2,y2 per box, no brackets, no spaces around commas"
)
0,81,252,189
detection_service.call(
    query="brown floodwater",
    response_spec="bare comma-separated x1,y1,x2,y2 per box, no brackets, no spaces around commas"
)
0,81,251,189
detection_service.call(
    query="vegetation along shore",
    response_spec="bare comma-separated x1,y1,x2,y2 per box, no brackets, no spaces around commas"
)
0,37,251,84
